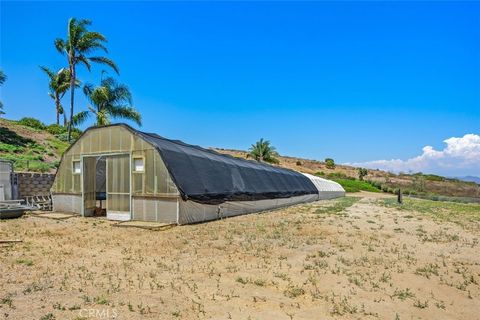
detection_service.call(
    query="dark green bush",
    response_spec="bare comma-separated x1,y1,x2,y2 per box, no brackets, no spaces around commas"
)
325,158,336,169
358,168,368,180
367,180,382,189
17,117,46,130
56,129,82,142
327,172,352,180
46,124,67,135
56,133,69,141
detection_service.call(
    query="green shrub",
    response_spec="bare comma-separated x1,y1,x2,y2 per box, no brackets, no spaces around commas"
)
423,174,445,182
296,160,302,166
367,180,382,189
17,117,46,130
56,129,82,141
0,142,23,153
56,133,69,141
325,158,336,169
26,161,53,173
327,172,352,180
358,168,368,180
334,179,381,193
46,124,67,135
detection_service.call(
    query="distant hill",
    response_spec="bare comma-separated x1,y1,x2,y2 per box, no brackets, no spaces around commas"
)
1,117,479,200
457,176,480,185
214,148,480,200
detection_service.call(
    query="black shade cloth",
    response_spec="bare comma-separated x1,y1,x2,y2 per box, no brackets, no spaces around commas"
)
70,124,319,205
136,130,318,204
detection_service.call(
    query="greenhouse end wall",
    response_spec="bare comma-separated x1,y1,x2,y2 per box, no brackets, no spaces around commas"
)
51,126,179,222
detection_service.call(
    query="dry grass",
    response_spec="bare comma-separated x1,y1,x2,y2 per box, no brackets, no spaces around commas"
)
1,193,479,319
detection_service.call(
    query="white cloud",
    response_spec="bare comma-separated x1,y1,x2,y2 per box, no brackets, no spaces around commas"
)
347,134,480,177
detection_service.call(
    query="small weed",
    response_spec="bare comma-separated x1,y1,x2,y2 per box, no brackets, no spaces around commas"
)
284,286,305,298
52,302,65,310
380,272,391,283
1,294,14,308
392,288,415,301
68,304,81,311
236,277,248,285
274,272,290,281
415,264,439,279
331,296,358,315
39,313,55,320
413,300,429,309
93,295,108,305
16,258,34,266
253,279,267,287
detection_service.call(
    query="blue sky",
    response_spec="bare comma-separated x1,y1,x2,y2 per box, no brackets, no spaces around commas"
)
1,1,479,175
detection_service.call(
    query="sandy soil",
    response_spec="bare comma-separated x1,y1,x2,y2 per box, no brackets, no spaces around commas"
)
1,193,479,320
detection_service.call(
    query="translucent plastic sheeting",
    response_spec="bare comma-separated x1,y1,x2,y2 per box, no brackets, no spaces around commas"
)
132,197,178,223
301,173,345,192
51,125,178,198
107,155,130,214
83,157,97,215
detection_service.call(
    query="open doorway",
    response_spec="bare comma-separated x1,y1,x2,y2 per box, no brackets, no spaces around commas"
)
83,156,106,217
82,154,131,220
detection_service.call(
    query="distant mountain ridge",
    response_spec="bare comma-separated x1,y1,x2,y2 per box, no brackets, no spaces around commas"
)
456,176,480,184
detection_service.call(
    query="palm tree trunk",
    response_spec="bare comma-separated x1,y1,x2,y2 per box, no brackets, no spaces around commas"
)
55,94,60,125
63,112,67,127
67,63,75,142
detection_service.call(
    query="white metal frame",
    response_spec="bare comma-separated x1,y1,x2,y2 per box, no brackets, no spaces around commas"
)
81,152,132,220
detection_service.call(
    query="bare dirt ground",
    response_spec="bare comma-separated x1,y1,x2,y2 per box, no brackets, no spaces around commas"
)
1,193,479,320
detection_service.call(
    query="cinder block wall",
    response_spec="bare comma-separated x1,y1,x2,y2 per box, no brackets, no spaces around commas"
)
14,172,55,199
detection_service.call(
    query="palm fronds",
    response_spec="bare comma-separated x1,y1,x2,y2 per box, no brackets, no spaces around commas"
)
80,77,141,127
56,17,119,140
248,138,280,164
0,70,6,114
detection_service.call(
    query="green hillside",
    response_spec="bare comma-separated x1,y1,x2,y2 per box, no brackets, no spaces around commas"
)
0,118,71,172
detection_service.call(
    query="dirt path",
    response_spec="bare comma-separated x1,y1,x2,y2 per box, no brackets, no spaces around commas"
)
0,193,479,319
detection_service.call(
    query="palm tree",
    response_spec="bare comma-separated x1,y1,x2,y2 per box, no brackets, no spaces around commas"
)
0,70,6,115
55,18,119,141
40,66,78,125
72,77,141,127
248,138,279,164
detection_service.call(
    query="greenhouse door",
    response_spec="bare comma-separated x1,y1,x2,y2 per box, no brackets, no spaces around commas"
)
82,156,97,217
106,154,131,221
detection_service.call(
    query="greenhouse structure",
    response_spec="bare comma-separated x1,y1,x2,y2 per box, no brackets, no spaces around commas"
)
51,124,345,224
